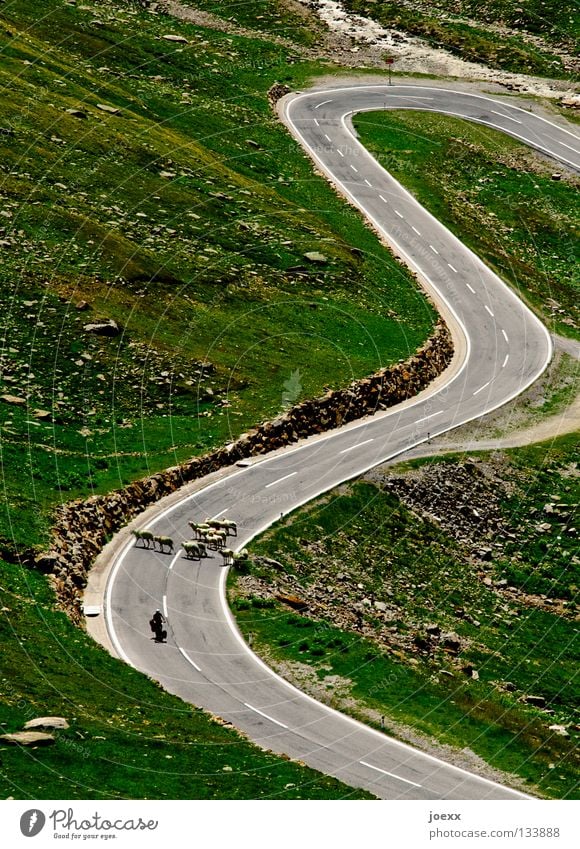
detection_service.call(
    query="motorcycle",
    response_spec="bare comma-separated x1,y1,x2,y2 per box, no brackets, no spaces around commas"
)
149,617,167,642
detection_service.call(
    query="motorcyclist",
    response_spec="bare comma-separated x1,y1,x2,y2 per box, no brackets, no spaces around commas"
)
150,609,166,641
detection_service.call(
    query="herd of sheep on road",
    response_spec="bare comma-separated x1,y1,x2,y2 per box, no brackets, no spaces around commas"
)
131,518,248,566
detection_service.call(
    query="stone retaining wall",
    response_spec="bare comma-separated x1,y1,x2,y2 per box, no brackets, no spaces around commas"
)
34,319,453,622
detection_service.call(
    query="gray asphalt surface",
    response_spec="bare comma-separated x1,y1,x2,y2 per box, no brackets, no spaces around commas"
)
102,86,579,800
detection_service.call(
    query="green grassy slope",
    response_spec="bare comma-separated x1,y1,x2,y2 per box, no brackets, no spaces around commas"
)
231,434,579,798
0,0,435,550
0,556,371,799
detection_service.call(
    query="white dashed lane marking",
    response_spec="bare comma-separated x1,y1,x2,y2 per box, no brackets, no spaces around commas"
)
339,438,374,455
364,178,372,187
379,194,388,203
350,164,358,172
448,263,457,273
265,471,297,489
324,133,332,142
336,149,344,157
502,329,509,343
473,381,491,396
490,110,522,125
244,704,289,729
359,760,422,788
485,305,494,317
394,210,404,218
502,354,509,369
314,99,332,109
429,244,439,254
179,647,202,672
466,283,475,294
415,410,443,423
412,226,421,235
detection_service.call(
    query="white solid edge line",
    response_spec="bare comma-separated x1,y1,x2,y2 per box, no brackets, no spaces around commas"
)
179,647,202,672
244,703,289,729
359,760,422,788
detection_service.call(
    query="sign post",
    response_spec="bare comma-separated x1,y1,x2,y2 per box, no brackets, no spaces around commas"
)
385,56,394,86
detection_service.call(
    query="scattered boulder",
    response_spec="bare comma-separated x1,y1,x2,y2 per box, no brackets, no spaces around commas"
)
163,34,188,44
548,724,569,737
33,409,52,421
66,108,88,119
0,731,55,747
96,104,121,115
304,251,328,264
1,394,26,406
521,694,547,708
440,631,461,653
275,593,308,611
83,320,121,337
24,716,69,731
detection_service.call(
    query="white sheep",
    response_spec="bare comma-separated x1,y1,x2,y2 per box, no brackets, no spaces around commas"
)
154,535,174,553
182,540,201,560
132,529,155,548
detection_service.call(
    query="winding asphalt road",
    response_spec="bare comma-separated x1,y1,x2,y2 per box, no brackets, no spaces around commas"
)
96,86,580,799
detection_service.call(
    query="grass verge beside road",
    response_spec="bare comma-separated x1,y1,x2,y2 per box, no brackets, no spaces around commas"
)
0,555,371,799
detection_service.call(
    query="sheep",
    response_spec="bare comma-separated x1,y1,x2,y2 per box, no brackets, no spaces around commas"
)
221,519,237,536
196,541,208,558
206,518,238,536
205,533,224,550
220,548,235,566
182,540,201,560
188,521,212,540
154,535,174,553
132,529,155,548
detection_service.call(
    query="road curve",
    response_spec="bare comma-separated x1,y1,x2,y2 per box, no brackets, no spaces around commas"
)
99,86,579,800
